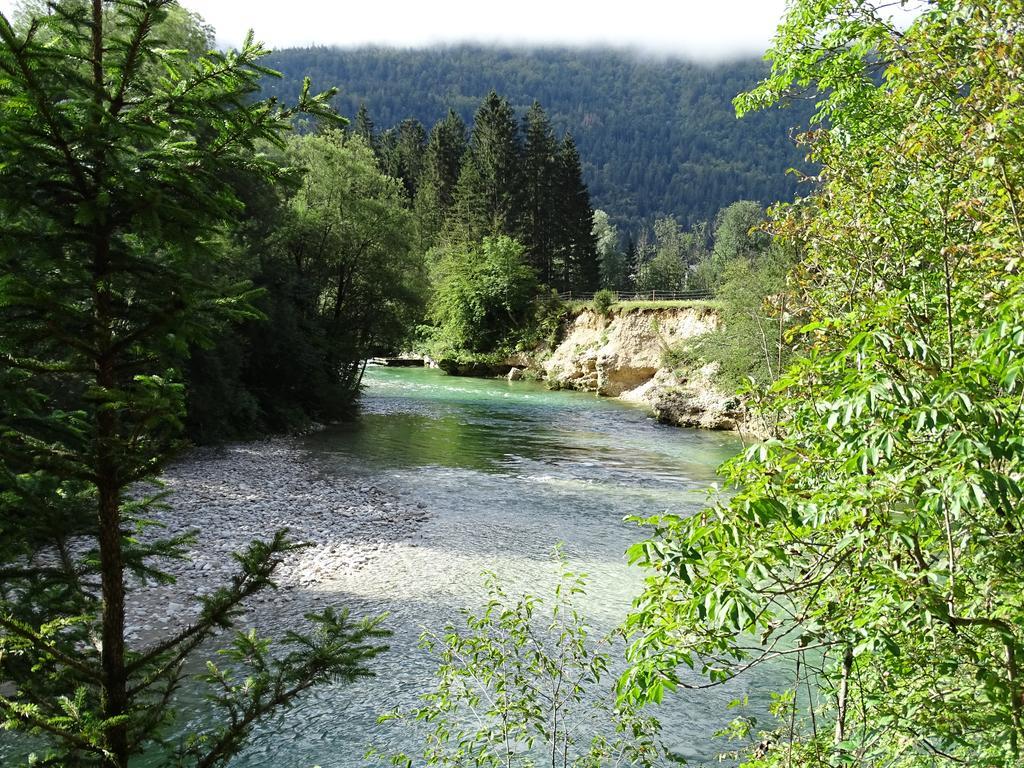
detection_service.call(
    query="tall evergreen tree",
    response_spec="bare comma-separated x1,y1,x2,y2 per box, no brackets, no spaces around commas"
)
393,118,428,199
451,91,523,239
449,155,489,242
353,101,377,152
414,109,468,247
376,127,400,180
554,134,599,291
521,101,561,286
0,4,386,766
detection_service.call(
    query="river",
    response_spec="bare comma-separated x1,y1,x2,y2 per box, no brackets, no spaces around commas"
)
220,366,777,767
0,365,776,766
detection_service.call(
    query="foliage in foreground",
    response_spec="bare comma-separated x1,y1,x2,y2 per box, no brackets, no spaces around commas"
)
623,1,1024,766
0,3,387,766
372,568,679,768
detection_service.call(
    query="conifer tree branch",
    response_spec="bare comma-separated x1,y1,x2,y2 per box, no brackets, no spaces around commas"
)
0,614,101,682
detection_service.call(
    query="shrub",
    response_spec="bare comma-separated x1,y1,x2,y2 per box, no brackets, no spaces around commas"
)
372,566,679,768
592,288,618,316
428,235,538,356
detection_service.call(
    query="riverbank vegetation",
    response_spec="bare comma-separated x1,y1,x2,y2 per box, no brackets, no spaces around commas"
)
187,128,424,440
393,91,601,365
656,199,797,390
624,1,1024,766
343,94,801,375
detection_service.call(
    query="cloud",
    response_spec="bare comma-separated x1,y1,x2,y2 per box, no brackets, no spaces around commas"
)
181,0,788,60
0,1,922,61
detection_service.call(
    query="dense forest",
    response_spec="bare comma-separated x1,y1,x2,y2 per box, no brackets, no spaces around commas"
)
260,46,815,232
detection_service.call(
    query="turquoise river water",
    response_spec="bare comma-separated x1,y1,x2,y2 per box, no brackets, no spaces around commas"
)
3,366,782,766
221,366,780,767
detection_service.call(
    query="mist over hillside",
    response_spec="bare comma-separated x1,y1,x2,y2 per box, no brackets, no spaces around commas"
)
261,45,815,232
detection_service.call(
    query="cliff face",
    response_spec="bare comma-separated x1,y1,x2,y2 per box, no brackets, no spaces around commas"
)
540,306,745,431
543,306,717,396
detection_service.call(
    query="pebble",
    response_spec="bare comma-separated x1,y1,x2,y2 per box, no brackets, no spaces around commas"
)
114,438,431,640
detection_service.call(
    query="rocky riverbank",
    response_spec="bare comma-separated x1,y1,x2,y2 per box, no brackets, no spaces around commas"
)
543,305,717,396
125,439,429,643
539,305,753,433
430,304,757,433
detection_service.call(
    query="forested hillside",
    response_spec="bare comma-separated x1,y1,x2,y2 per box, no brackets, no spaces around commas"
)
260,46,814,231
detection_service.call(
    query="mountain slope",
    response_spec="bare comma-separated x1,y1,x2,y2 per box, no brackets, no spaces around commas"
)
262,46,815,232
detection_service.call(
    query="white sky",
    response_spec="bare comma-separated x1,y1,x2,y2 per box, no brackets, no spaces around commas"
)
0,1,793,59
184,0,791,58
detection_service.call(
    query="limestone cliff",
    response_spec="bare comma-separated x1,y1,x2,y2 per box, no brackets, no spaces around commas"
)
539,306,746,431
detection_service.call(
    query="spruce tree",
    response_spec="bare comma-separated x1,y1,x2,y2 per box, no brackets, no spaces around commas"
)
376,127,401,180
521,101,561,286
554,134,600,292
393,118,428,199
414,109,469,247
0,4,387,767
451,91,523,239
450,153,490,242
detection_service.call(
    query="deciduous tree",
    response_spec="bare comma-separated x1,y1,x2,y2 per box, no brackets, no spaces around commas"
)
593,209,628,290
622,2,1024,766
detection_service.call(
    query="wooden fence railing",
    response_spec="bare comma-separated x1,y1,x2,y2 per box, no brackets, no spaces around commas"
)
556,290,715,302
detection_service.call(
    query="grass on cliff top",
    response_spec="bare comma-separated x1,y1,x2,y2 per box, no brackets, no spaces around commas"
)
566,298,721,313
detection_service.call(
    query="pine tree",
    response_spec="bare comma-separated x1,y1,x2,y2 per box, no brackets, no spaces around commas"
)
414,109,468,247
554,134,600,292
451,91,523,239
521,101,561,286
0,4,387,766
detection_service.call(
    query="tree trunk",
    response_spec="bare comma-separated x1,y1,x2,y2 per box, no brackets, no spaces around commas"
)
93,247,130,768
834,645,853,747
94,235,130,767
90,4,129,764
97,445,129,767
